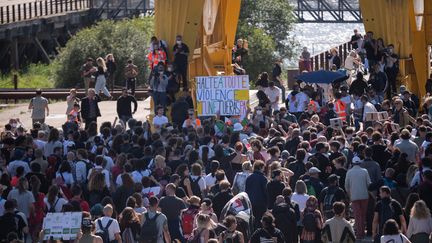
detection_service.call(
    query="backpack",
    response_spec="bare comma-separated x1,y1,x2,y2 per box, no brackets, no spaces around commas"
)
189,176,202,198
0,212,23,240
187,228,204,243
122,227,136,243
302,210,318,232
181,208,200,237
322,187,337,219
140,212,160,243
46,198,60,213
306,181,317,197
96,219,113,243
379,199,396,234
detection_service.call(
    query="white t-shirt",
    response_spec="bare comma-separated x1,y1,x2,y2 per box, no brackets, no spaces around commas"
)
291,193,310,212
362,102,378,121
34,139,46,150
44,197,68,213
190,175,206,192
95,216,121,242
56,172,75,185
153,115,169,127
380,234,410,243
264,87,282,110
131,169,151,183
204,173,228,189
295,92,309,112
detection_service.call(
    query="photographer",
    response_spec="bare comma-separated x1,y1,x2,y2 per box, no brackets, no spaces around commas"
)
384,44,399,98
150,62,169,113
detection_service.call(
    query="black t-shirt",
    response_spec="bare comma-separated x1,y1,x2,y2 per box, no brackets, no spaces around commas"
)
159,195,186,221
250,228,286,243
267,180,286,209
173,43,190,66
319,185,346,205
350,34,361,49
175,187,187,199
374,198,403,228
371,144,392,171
364,39,377,60
334,168,347,190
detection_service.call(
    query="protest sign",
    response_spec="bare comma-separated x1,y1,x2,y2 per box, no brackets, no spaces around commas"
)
330,118,343,129
43,212,82,240
196,75,249,116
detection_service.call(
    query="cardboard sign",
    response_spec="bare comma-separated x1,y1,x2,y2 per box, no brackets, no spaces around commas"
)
365,112,379,121
378,111,389,121
43,212,82,240
196,75,249,116
330,117,343,129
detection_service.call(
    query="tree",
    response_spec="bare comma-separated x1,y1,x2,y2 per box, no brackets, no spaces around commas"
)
236,23,276,84
239,0,297,59
53,17,153,88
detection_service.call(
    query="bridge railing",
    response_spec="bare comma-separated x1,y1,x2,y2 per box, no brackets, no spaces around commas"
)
0,0,91,25
299,40,353,72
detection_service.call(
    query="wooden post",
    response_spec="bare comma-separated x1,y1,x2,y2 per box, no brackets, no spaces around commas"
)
13,74,18,90
314,55,319,71
319,53,325,70
324,51,329,70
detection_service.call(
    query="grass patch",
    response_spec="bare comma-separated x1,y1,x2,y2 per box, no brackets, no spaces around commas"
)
0,63,55,89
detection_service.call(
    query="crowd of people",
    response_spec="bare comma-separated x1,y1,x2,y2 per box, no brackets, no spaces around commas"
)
1,29,432,243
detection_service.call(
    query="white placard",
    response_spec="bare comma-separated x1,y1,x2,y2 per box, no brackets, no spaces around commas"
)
196,75,249,116
43,212,82,240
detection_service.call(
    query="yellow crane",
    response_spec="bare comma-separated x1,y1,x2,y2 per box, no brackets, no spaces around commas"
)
359,0,431,99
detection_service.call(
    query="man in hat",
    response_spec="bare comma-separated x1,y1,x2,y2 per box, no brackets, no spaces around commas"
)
304,167,324,197
345,156,371,239
319,174,346,220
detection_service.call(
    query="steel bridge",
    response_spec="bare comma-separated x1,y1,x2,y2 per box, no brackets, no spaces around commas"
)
289,0,362,23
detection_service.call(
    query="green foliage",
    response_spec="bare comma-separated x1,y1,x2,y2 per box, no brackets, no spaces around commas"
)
53,17,153,88
236,23,276,84
0,63,54,88
239,0,297,59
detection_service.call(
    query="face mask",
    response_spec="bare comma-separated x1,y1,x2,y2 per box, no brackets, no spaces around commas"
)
256,110,262,115
176,40,182,45
168,68,173,72
159,71,164,74
11,123,17,128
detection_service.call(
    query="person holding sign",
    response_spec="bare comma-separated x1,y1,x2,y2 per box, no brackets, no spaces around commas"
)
150,63,169,113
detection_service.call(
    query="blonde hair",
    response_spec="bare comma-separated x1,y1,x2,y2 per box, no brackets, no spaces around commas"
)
411,200,431,219
295,180,307,195
155,155,166,169
196,213,211,229
242,161,252,171
105,53,115,62
96,57,107,71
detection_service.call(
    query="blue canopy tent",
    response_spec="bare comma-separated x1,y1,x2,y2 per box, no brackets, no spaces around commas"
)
295,70,349,84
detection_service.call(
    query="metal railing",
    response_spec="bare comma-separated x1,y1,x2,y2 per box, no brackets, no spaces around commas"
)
0,0,91,25
299,40,353,71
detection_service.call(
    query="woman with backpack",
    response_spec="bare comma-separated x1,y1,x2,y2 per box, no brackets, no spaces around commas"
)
181,196,201,239
300,196,323,243
44,185,68,213
231,161,252,195
188,213,212,243
218,215,245,243
87,173,111,207
406,200,432,243
119,207,141,243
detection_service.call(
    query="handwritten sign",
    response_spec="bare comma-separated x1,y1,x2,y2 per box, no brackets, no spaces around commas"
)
196,75,249,116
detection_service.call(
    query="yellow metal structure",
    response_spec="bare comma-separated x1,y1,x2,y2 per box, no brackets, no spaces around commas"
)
359,0,432,99
154,0,241,90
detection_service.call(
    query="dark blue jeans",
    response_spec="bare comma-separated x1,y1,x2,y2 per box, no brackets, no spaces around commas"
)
168,218,184,242
153,91,167,113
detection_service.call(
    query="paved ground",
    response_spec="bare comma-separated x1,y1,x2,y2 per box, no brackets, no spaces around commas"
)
0,90,259,129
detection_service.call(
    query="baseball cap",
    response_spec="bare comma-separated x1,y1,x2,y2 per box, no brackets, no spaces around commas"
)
308,167,321,174
90,203,103,217
352,156,362,164
327,174,340,183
